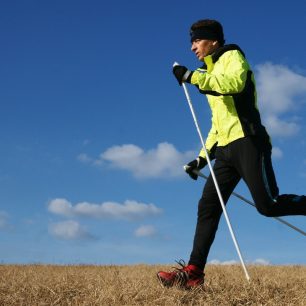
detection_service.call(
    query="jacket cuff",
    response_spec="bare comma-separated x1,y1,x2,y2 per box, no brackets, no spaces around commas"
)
198,149,208,160
182,70,193,83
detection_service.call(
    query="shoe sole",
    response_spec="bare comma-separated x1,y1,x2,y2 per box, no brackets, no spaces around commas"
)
157,272,204,290
157,273,175,288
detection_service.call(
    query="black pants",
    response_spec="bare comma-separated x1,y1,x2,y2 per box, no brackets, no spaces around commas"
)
189,136,306,270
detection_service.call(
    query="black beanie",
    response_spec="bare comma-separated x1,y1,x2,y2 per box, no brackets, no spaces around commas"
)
190,20,225,45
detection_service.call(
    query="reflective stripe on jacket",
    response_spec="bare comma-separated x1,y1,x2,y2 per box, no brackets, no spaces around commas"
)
190,44,270,159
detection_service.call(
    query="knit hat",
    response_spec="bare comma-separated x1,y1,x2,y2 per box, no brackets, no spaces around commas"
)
190,20,225,45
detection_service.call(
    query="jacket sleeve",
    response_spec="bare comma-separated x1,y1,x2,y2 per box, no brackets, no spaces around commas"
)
191,50,249,95
199,119,218,160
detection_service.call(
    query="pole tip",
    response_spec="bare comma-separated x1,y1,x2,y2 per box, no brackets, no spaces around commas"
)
173,61,179,67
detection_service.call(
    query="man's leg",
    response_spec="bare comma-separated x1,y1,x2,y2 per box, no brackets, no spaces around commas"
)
188,152,241,270
233,136,306,217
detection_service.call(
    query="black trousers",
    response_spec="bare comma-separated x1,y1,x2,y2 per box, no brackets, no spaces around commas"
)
189,136,306,270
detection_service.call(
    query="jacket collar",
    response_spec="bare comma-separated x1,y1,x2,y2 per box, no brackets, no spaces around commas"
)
202,44,245,69
211,44,245,63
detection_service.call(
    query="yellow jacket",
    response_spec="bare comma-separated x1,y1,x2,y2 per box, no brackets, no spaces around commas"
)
190,44,269,159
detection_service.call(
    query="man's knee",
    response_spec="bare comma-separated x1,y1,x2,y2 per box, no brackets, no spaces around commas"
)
255,201,276,217
198,195,223,218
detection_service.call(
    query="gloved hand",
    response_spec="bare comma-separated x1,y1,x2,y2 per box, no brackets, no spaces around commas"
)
184,156,207,180
172,65,193,85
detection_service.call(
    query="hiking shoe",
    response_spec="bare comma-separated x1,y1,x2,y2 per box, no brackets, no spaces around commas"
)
157,260,204,289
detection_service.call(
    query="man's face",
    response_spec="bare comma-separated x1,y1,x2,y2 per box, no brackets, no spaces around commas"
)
191,39,218,60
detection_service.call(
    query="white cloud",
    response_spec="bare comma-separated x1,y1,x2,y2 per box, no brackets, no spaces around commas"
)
253,258,270,265
48,198,74,217
77,153,93,163
209,259,238,265
96,142,195,178
272,146,283,159
134,225,157,238
263,115,300,137
255,62,306,138
48,198,162,221
0,211,9,229
48,220,93,240
208,258,270,265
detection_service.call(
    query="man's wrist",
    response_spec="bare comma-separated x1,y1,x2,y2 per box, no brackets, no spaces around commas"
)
182,70,193,83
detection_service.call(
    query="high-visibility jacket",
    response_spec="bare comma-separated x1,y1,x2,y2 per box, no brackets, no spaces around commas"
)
190,44,270,160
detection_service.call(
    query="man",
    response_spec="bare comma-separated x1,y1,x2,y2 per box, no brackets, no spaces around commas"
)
157,19,306,290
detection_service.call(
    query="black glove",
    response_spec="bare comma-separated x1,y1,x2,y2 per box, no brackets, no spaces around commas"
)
184,156,207,180
173,65,193,85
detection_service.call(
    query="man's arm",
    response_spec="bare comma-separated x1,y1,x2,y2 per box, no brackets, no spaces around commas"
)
191,50,249,95
199,120,218,160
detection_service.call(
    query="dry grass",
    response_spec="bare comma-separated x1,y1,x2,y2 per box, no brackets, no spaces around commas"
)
0,264,306,305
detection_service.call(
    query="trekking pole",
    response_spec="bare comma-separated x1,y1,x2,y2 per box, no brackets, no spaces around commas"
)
193,169,306,237
174,62,251,281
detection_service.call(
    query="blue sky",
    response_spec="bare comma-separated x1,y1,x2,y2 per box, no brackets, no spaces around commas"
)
1,0,306,267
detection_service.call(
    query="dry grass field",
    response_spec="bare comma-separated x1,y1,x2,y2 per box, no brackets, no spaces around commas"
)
0,264,305,305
